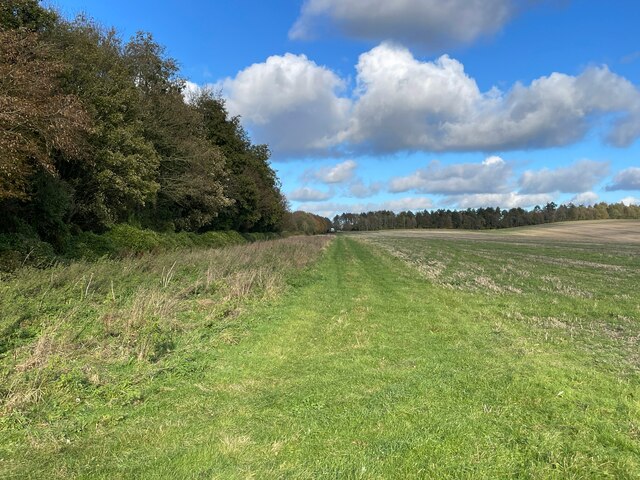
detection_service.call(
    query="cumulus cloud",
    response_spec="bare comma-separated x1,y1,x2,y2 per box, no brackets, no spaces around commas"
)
296,196,433,217
217,53,351,156
348,180,383,198
389,156,511,194
606,167,640,191
290,0,515,48
518,160,609,194
348,44,640,153
288,187,333,202
620,196,639,206
217,43,640,158
569,191,599,205
309,160,358,183
294,201,356,218
446,192,554,209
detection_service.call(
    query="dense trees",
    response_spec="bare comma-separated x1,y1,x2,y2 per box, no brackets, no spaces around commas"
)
283,211,332,235
0,27,88,202
0,1,289,252
333,202,640,232
193,91,287,233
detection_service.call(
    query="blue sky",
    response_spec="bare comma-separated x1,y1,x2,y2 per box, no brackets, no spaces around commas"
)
52,0,640,217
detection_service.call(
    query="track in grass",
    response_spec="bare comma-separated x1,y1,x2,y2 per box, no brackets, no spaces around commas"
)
3,230,640,478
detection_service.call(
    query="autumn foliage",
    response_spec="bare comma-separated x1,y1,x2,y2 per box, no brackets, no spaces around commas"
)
1,0,308,260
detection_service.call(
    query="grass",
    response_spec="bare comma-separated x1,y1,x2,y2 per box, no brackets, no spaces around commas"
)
0,236,331,448
1,227,639,478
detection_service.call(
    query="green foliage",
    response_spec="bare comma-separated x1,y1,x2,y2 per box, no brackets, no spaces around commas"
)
0,0,57,32
1,4,288,251
65,230,116,260
194,91,287,232
64,225,250,260
123,33,230,232
0,233,56,270
54,18,161,229
28,171,73,249
241,232,283,242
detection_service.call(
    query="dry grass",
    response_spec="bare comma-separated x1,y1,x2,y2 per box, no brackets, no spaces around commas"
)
0,235,332,414
354,223,640,374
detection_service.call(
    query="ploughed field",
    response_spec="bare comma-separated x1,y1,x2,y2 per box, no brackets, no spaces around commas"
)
1,221,639,478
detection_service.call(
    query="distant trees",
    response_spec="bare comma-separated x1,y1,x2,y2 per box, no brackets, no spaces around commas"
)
283,211,332,235
332,202,640,232
0,0,289,252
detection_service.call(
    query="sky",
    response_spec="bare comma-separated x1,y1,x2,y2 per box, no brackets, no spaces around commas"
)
51,0,640,217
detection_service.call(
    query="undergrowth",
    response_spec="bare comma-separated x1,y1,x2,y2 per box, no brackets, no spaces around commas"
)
0,225,288,272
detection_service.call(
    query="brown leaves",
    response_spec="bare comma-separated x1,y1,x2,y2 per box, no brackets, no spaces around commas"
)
0,29,90,200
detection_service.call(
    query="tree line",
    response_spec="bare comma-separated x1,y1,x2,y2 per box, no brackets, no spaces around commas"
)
333,202,640,231
0,0,295,254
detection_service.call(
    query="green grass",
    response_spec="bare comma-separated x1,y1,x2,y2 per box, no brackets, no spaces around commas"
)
1,232,639,478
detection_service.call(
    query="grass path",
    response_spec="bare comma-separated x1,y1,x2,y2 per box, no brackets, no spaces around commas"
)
8,237,639,478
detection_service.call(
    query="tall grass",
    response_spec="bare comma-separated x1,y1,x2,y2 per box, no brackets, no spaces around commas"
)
0,225,288,272
0,236,331,418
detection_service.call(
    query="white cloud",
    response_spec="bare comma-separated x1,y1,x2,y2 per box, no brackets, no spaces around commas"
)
348,46,480,152
290,0,515,48
348,180,383,198
620,196,639,206
348,44,640,153
311,160,358,183
217,44,640,158
288,187,333,202
182,80,201,103
378,197,434,212
296,196,433,217
519,160,609,194
606,167,640,191
569,191,599,206
446,192,554,209
389,156,511,194
295,201,356,218
217,53,351,156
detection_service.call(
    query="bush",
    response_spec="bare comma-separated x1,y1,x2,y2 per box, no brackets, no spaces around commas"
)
1,224,284,272
64,226,254,260
66,231,116,260
0,233,56,270
242,232,281,242
104,225,163,254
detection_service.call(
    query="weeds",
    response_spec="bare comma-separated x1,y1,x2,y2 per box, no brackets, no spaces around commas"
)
0,236,332,416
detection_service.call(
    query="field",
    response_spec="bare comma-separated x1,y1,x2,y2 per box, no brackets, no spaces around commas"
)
1,221,640,478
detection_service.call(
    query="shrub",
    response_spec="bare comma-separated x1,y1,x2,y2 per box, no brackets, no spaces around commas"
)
0,233,56,270
2,224,285,272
